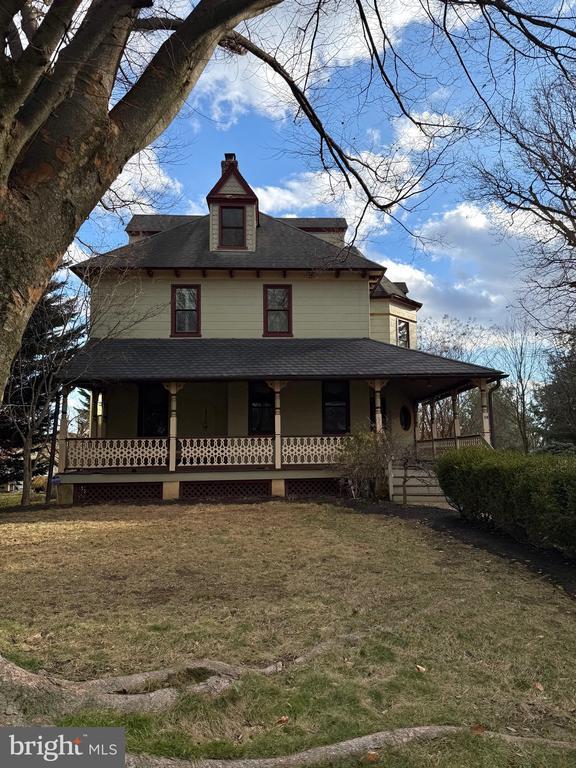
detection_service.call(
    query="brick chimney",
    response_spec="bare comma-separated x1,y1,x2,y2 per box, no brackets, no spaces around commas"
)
221,152,238,172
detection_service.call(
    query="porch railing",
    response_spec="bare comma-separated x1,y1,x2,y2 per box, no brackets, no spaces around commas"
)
64,435,346,470
282,436,346,465
415,434,491,459
177,436,274,468
65,437,169,470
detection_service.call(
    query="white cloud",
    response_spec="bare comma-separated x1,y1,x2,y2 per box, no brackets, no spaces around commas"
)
368,202,531,324
100,148,183,216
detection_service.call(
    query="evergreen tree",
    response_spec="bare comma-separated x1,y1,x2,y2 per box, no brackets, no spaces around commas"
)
533,332,576,447
0,280,85,504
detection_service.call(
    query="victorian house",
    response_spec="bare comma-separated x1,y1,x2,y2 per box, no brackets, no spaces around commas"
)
57,154,502,504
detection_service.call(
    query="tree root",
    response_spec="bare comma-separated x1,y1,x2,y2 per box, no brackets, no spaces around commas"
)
0,654,257,716
124,727,576,768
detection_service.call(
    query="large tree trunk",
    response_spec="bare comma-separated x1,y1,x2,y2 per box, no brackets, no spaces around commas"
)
0,189,80,400
0,0,281,398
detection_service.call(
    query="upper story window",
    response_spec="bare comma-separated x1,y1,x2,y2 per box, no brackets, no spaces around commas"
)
397,319,410,348
219,206,245,248
322,381,350,435
263,285,292,337
171,285,200,336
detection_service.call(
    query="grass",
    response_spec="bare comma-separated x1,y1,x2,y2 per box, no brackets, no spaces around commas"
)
1,501,575,767
0,491,44,509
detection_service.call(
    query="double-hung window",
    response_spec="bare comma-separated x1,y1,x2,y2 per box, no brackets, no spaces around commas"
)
397,319,410,348
263,285,292,336
172,285,200,336
322,381,350,435
219,206,245,247
248,382,275,435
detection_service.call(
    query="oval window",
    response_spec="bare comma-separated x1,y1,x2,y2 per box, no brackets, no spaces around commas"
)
399,405,412,431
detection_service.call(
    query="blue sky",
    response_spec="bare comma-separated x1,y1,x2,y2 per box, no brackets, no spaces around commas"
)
76,3,535,330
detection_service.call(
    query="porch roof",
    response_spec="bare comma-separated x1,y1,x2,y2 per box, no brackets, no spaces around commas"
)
60,338,504,401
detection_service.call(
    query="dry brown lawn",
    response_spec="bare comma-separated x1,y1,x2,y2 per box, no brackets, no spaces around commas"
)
0,501,575,767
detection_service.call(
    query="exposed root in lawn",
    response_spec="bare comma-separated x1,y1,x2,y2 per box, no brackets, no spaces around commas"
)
0,600,469,717
124,727,576,768
2,657,575,759
0,654,262,715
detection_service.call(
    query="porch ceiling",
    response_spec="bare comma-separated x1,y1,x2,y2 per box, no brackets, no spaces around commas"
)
60,338,504,400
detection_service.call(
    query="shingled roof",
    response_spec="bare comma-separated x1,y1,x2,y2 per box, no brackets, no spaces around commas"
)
60,337,503,400
125,214,348,234
372,275,422,308
74,214,382,275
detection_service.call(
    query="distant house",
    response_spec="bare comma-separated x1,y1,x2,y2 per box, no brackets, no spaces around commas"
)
57,154,503,504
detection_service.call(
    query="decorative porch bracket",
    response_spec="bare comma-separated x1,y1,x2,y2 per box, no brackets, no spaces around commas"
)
163,382,184,472
266,380,288,469
368,379,389,432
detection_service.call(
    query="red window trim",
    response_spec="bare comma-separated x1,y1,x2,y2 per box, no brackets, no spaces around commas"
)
218,205,247,250
263,284,293,337
171,284,201,337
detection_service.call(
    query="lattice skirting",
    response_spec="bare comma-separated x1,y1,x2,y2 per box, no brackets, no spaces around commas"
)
180,480,272,501
73,482,163,505
285,478,344,498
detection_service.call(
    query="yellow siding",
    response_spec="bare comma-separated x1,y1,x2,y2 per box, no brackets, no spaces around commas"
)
177,383,228,436
227,381,248,436
91,273,370,339
105,384,138,437
385,383,416,447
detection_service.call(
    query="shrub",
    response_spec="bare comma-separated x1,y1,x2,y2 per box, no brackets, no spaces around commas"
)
436,448,576,555
336,430,392,499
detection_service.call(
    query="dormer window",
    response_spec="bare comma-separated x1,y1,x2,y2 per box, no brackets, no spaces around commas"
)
219,206,245,248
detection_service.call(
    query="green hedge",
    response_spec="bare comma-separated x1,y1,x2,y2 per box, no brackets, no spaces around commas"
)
436,448,576,555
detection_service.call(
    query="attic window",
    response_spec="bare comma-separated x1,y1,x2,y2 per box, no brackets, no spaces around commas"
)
219,206,245,247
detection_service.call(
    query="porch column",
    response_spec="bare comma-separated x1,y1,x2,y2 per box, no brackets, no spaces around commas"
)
163,382,184,472
266,380,287,469
57,388,69,473
89,389,99,438
369,379,388,433
475,378,492,445
96,391,105,438
430,400,437,458
451,391,461,449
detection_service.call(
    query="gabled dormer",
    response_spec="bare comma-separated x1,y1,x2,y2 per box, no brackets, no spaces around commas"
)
206,153,259,252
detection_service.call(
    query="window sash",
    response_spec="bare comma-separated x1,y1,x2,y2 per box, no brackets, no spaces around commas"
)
249,382,275,435
264,285,292,336
172,286,200,335
322,381,350,435
220,207,245,247
397,319,410,348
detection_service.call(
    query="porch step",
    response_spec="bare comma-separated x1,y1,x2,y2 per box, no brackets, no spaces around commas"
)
389,462,450,509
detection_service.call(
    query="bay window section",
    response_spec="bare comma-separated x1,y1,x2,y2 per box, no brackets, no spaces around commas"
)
172,285,200,336
264,285,292,336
